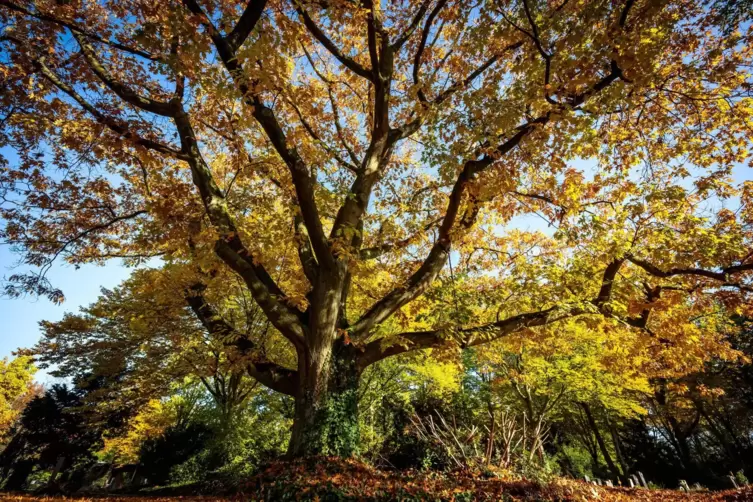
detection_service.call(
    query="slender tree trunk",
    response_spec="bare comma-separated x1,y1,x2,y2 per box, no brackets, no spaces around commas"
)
717,401,748,452
47,456,67,488
574,418,600,469
287,337,360,457
486,404,496,465
695,401,740,463
606,414,630,478
581,438,599,469
667,415,696,472
580,402,622,481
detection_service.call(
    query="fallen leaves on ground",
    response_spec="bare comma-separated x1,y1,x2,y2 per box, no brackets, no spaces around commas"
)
1,459,751,501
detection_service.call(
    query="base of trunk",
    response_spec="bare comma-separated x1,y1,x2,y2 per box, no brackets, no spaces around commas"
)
287,341,360,457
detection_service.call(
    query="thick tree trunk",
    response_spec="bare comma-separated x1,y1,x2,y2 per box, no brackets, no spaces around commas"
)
287,337,360,457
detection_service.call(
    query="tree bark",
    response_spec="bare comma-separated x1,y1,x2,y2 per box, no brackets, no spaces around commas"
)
694,400,741,463
606,415,630,479
287,337,360,457
579,402,622,481
486,402,496,464
667,414,697,472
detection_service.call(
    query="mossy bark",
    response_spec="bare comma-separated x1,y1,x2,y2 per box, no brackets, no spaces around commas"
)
287,338,360,457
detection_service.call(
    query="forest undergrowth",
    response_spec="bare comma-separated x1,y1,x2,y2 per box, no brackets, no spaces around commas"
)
2,458,752,501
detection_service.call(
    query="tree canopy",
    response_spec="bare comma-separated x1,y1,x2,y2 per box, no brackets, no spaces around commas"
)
0,356,39,442
1,0,752,456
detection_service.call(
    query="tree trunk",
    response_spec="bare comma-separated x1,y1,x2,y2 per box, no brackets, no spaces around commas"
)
485,403,496,464
695,401,740,463
667,415,696,472
606,414,630,479
47,456,67,490
287,337,360,457
580,402,622,481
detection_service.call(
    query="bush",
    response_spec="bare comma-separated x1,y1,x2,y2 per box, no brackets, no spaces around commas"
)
139,422,213,486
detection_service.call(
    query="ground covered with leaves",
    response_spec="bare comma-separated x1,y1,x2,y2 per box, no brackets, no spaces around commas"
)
2,458,753,501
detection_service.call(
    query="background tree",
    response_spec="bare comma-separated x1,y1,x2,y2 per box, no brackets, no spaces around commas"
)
0,384,107,491
0,356,41,446
27,265,290,422
1,0,752,457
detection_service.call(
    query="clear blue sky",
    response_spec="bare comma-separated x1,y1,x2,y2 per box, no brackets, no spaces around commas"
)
0,246,135,383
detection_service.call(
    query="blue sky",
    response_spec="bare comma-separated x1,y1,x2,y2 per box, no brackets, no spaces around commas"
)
0,245,135,382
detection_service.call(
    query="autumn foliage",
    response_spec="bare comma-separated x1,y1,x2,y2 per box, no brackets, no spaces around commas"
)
0,357,40,443
2,458,753,501
1,0,753,494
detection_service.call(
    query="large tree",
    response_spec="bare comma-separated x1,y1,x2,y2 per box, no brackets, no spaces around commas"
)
1,0,752,456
